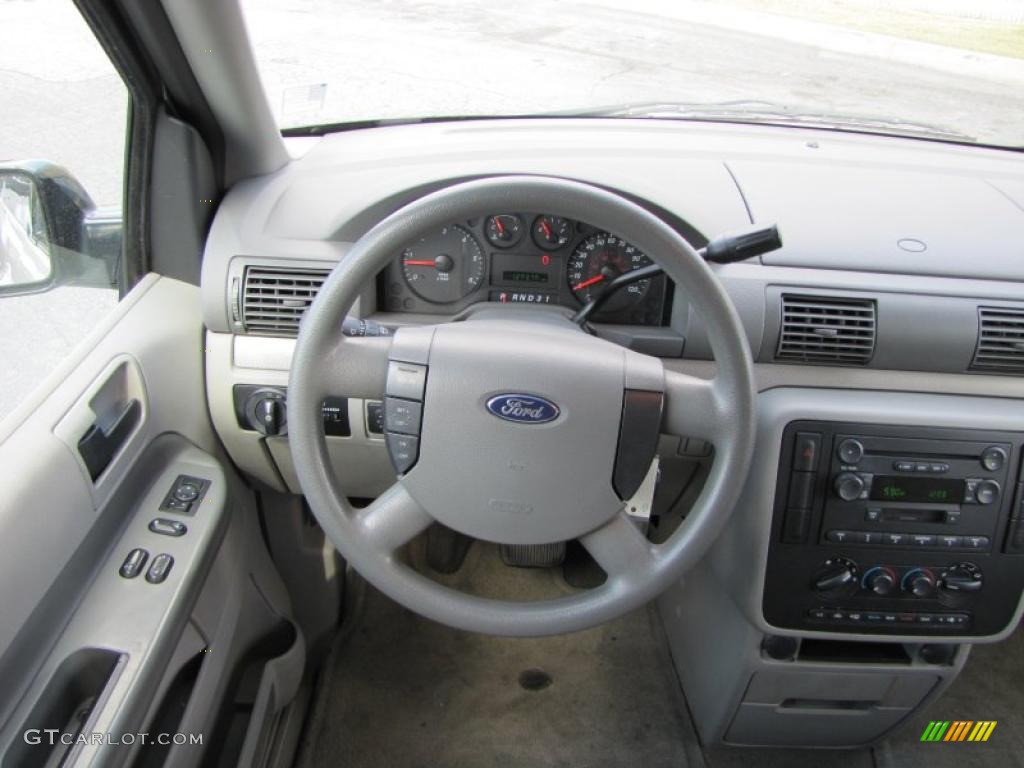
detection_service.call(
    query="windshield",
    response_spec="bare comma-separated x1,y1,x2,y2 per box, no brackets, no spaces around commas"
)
241,0,1024,148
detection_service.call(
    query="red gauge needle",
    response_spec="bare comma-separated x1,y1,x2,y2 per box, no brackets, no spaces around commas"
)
404,259,437,267
540,219,552,239
573,274,606,291
494,217,505,235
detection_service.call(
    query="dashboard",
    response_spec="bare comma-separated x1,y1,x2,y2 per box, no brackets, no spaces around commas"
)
381,213,670,325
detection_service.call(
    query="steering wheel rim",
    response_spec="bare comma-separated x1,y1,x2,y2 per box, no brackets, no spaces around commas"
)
288,175,756,636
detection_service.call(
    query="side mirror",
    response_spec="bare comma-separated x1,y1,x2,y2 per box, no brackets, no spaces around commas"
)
0,161,122,297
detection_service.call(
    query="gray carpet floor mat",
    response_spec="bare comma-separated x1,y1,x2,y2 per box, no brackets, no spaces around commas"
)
296,541,1024,768
297,542,702,767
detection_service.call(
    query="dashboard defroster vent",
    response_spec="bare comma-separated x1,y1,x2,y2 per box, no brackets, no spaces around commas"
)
776,295,876,365
972,306,1024,373
241,266,330,336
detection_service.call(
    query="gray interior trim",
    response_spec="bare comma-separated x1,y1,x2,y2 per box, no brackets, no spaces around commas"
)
159,0,288,185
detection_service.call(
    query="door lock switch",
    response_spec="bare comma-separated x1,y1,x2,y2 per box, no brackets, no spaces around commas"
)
149,518,187,537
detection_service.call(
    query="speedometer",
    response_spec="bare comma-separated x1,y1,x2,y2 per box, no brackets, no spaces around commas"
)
567,232,653,311
401,225,485,304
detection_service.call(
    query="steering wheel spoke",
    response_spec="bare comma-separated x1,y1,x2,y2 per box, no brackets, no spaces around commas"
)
315,334,393,401
579,510,658,582
661,369,729,445
355,482,434,554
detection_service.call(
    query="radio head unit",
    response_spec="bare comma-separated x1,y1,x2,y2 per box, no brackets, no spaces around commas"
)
763,421,1024,637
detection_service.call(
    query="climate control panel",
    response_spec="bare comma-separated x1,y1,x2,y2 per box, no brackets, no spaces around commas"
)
763,420,1024,636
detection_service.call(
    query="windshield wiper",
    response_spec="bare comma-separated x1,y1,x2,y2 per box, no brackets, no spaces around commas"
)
557,99,977,143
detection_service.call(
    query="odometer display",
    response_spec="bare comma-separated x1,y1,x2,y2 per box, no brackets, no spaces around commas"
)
567,232,653,312
401,224,485,304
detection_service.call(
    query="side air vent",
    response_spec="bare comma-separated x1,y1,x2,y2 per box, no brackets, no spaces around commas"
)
776,294,876,365
241,266,330,335
972,306,1024,373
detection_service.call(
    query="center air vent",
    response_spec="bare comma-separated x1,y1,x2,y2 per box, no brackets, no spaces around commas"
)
972,306,1024,373
241,266,330,336
776,294,876,365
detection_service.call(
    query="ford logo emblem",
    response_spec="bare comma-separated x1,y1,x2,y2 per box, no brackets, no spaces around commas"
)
486,393,560,425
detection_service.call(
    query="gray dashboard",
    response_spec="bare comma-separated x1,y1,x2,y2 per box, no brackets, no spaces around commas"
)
201,117,1024,377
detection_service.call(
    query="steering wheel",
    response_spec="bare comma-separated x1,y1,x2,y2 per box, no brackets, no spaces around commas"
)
288,176,756,636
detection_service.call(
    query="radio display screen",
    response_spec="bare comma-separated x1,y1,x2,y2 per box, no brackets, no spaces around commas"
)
869,475,965,504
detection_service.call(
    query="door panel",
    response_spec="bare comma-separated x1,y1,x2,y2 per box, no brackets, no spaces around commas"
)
0,275,220,750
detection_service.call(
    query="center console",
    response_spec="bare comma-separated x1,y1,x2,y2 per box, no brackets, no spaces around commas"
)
764,421,1024,636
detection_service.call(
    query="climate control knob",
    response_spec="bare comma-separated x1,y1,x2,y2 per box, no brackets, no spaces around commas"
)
863,566,897,596
812,557,858,596
902,568,936,598
939,563,983,594
833,472,866,502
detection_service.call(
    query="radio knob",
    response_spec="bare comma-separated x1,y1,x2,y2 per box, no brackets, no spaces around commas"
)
833,472,866,502
863,566,897,596
903,568,936,598
837,438,865,465
975,480,1000,506
813,557,858,595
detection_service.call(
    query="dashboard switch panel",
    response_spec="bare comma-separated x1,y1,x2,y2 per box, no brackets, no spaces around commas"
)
764,421,1024,636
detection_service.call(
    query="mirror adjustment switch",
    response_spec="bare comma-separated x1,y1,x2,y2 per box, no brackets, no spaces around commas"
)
386,433,419,474
149,518,187,537
384,397,422,436
146,554,174,584
119,548,149,579
161,475,209,515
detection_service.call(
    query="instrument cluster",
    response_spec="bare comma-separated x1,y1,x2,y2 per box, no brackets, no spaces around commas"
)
380,213,670,325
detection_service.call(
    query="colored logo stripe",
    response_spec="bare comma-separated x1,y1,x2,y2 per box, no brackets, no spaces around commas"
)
920,720,996,742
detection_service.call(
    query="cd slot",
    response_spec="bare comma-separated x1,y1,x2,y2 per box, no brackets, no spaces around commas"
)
880,508,946,524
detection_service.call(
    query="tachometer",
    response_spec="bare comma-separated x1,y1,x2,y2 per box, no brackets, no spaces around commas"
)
401,225,485,304
567,232,653,311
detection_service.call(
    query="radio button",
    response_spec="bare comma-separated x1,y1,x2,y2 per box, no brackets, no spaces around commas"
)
857,531,883,545
793,432,821,471
963,535,990,549
938,535,962,549
915,463,930,473
884,532,908,547
826,530,852,543
930,463,949,474
837,438,865,465
865,507,882,523
981,446,1007,472
944,510,961,525
911,534,937,547
894,461,915,472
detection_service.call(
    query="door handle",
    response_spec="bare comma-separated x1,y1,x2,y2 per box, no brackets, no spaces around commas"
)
77,398,141,481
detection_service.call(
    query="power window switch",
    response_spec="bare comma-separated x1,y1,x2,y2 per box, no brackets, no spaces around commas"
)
119,548,149,579
146,554,174,584
149,518,187,537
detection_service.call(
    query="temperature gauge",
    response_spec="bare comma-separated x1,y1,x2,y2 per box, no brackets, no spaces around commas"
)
532,215,573,250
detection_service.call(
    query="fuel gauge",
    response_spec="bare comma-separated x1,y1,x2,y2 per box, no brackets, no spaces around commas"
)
484,214,524,249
